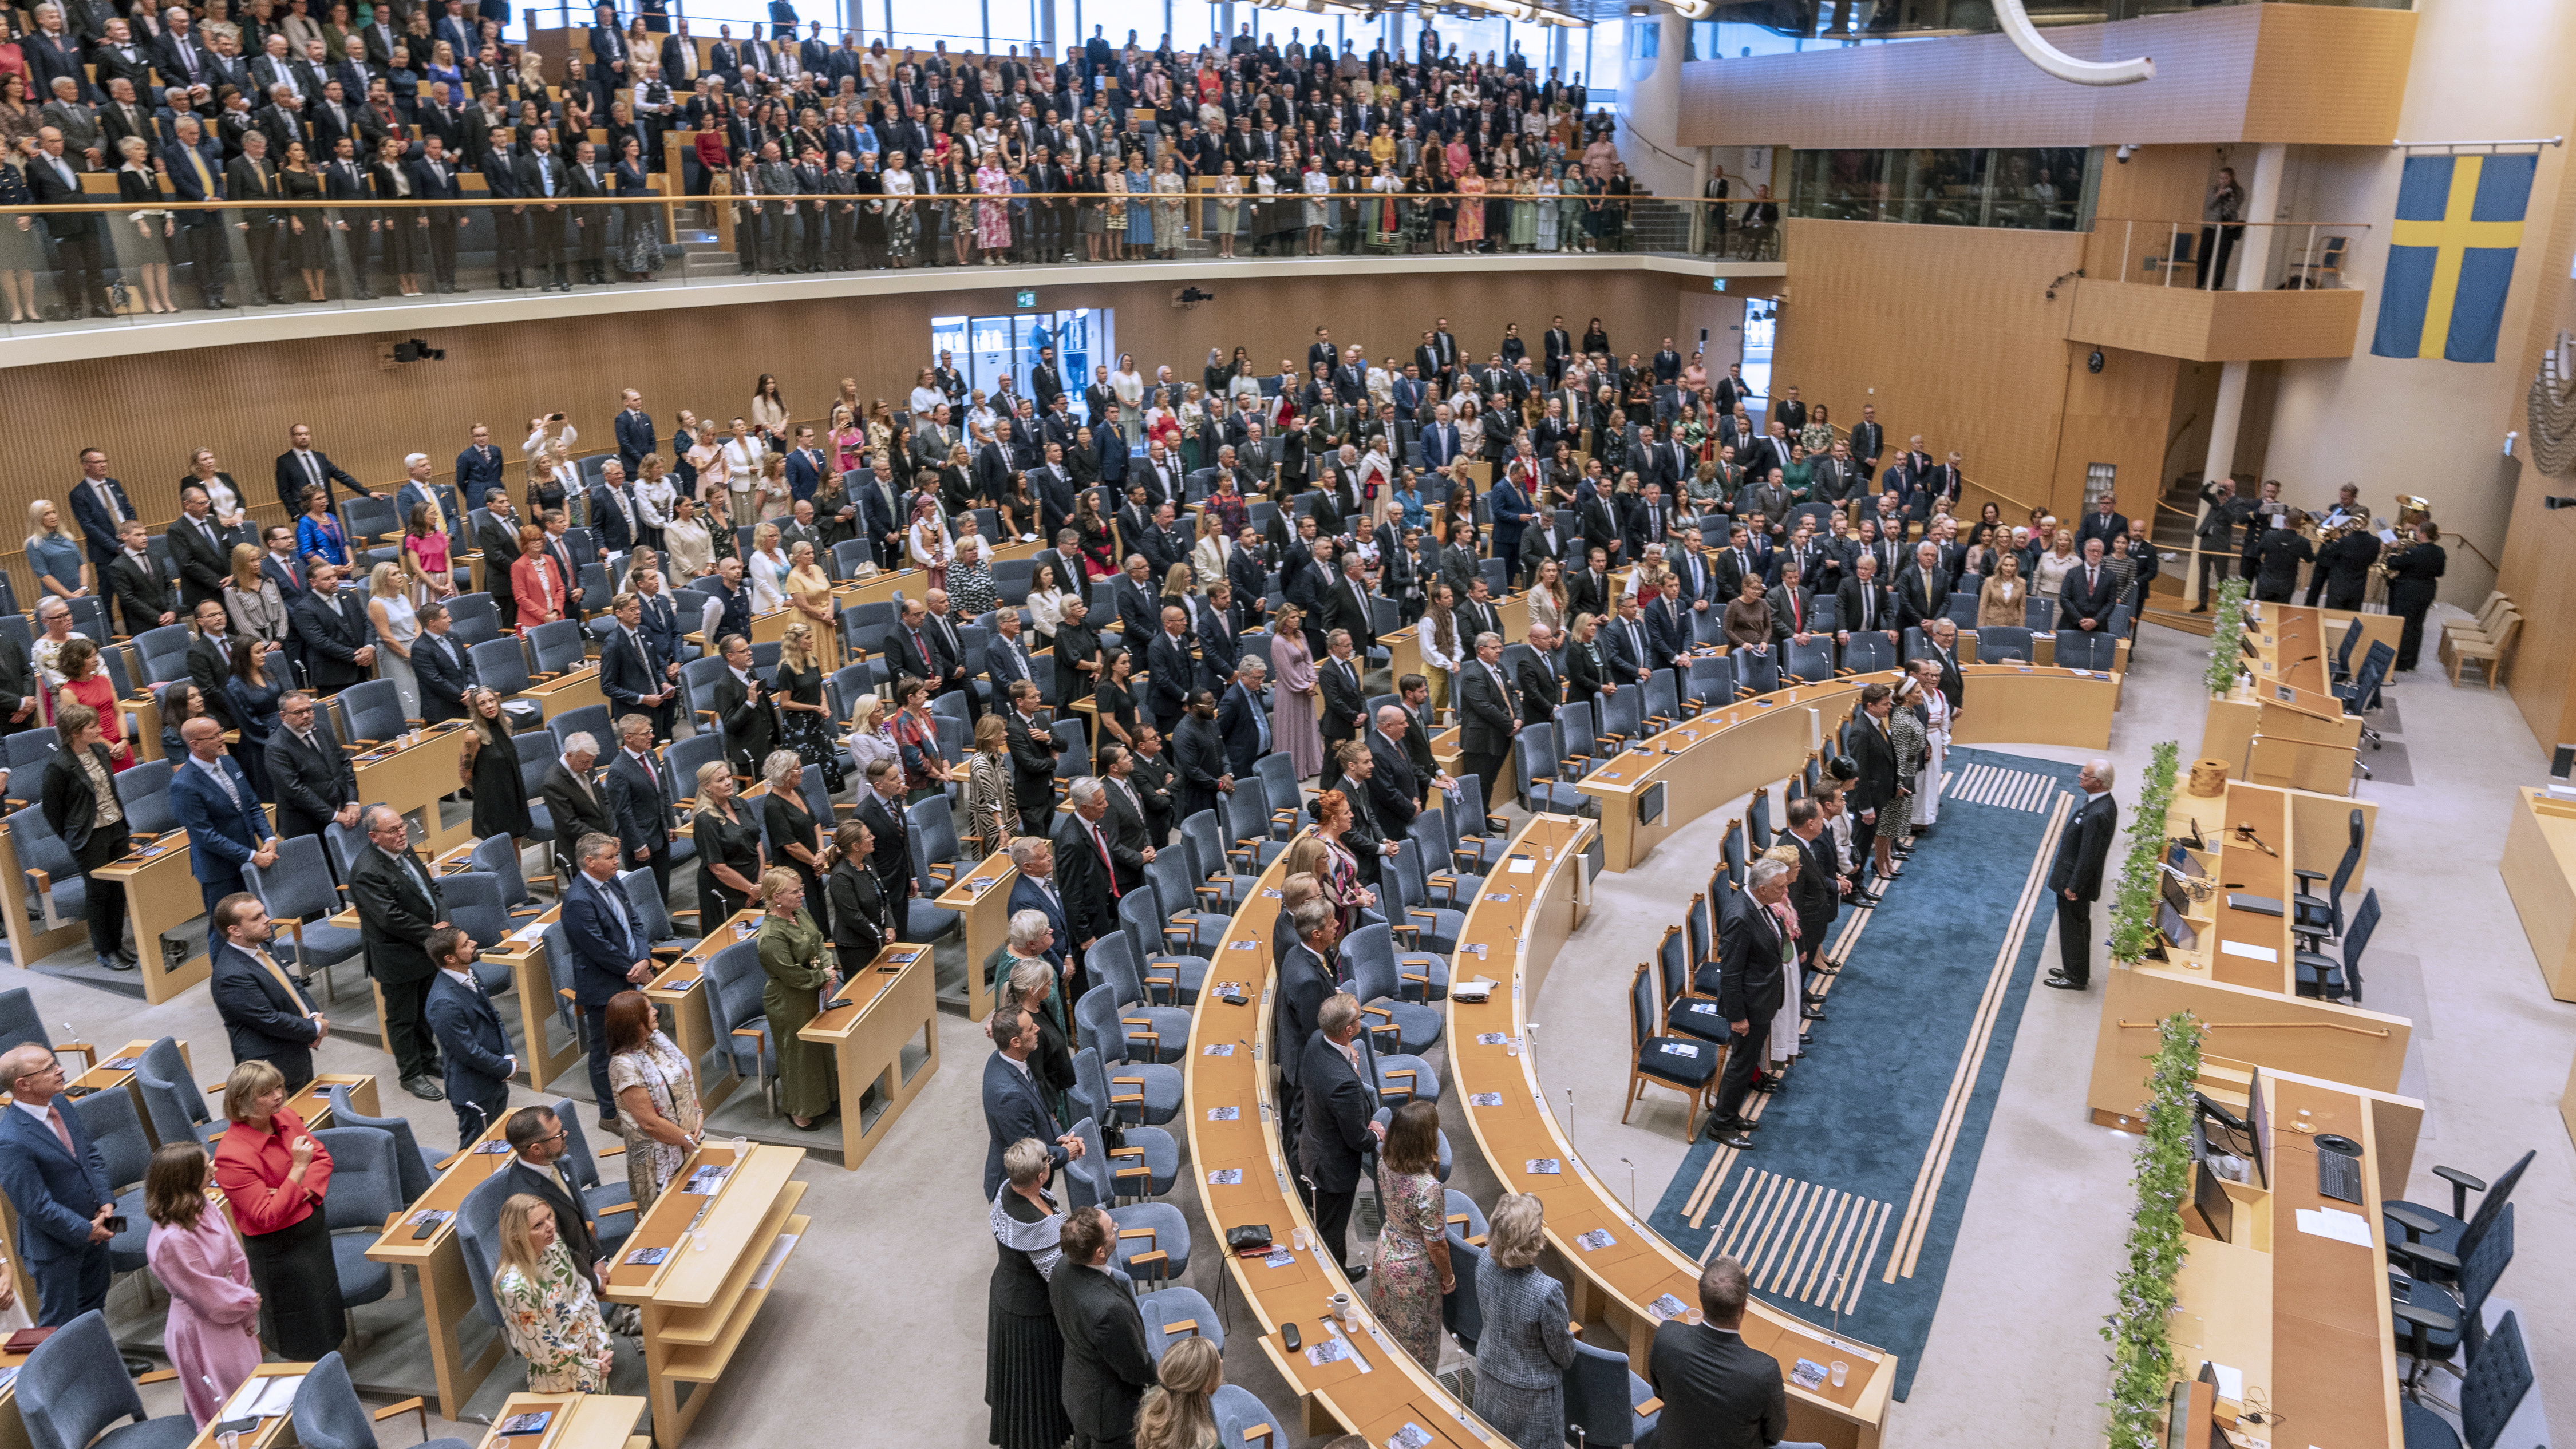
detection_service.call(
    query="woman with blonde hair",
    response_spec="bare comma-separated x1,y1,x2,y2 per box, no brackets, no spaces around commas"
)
1526,557,1567,638
757,864,837,1129
1416,581,1459,718
963,712,1016,858
989,1134,1076,1449
1133,1336,1224,1449
692,759,765,923
224,542,290,643
760,747,829,920
364,560,421,715
785,542,837,666
948,533,998,619
845,693,899,781
756,451,793,523
524,445,571,520
457,685,531,849
746,521,790,612
633,453,678,552
1977,551,2028,631
1267,603,1323,780
1471,1193,1578,1449
2032,526,2080,602
23,499,88,603
491,1193,615,1392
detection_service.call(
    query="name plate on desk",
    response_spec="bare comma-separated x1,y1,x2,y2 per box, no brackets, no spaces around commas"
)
2225,893,2283,917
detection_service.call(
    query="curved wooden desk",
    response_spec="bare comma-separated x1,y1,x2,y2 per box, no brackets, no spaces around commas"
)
1575,664,2118,872
1188,827,1893,1447
1448,815,1894,1449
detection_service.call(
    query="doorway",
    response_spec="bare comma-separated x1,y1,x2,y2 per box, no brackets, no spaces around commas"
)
929,308,1112,403
1740,297,1776,411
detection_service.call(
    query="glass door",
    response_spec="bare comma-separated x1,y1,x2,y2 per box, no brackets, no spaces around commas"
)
1740,298,1776,409
929,308,1113,402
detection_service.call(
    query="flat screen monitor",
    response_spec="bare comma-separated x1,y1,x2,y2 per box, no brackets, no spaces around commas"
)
2158,901,2197,953
2191,1150,2233,1243
2246,1067,2271,1182
1639,783,1666,825
2160,873,2194,919
2167,842,2205,878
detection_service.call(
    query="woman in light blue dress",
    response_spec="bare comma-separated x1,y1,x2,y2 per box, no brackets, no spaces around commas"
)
1535,168,1563,252
1123,157,1152,242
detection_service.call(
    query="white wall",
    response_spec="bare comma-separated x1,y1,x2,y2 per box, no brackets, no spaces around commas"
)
1614,12,1695,199
2260,0,2576,603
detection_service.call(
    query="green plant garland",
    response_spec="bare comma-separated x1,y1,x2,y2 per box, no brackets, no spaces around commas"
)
2201,577,2252,696
2106,740,2182,967
2100,1011,2206,1449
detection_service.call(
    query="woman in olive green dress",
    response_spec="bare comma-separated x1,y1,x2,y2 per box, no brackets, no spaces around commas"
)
756,866,839,1131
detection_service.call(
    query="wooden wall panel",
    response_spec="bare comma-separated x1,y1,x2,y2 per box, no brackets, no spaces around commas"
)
0,270,1697,535
2052,344,2179,529
1676,5,2413,150
2065,280,2364,362
1770,218,2087,517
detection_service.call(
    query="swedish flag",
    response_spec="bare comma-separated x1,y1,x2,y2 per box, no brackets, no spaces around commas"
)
2370,153,2535,363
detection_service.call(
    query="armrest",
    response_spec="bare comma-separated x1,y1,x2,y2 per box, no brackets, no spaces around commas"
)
1111,1075,1145,1086
2384,1202,2444,1242
52,1041,95,1071
730,1026,769,1040
2292,868,2326,887
1637,1397,1664,1416
598,1142,625,1157
1117,1226,1157,1242
597,1202,636,1216
2432,1164,2487,1220
1361,1004,1392,1021
2391,1240,2460,1278
1242,1426,1273,1445
136,1369,179,1385
1160,1319,1199,1337
2390,1300,2456,1347
371,1397,428,1439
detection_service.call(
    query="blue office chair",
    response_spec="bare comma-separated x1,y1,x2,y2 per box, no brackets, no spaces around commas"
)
133,1036,224,1149
2385,1150,2534,1275
2397,1311,2529,1449
243,834,368,1001
1060,1115,1190,1288
325,1082,443,1199
1345,923,1441,1055
2055,629,2117,670
704,939,776,1114
17,1312,197,1449
1563,1338,1664,1449
1974,625,2034,663
314,1126,400,1308
1068,1047,1178,1198
1623,963,1716,1139
1072,985,1182,1127
69,1089,151,1274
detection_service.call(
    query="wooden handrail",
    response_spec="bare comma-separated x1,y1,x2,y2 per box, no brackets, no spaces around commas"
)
2117,1019,2389,1038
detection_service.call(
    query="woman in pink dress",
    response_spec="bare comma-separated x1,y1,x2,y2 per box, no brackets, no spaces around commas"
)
1267,603,1324,782
144,1141,263,1427
974,160,1013,262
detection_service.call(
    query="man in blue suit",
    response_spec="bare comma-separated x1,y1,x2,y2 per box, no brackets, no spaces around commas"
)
169,716,278,921
0,1045,118,1328
1215,655,1271,779
161,114,233,308
783,425,827,504
68,449,140,581
456,423,507,513
1487,466,1537,578
422,925,517,1148
1419,406,1463,470
208,893,328,1090
411,603,479,725
1003,836,1070,979
981,1007,1081,1199
1095,417,1129,489
613,390,655,476
560,832,654,1131
598,592,675,738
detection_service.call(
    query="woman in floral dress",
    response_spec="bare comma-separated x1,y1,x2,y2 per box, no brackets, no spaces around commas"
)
975,156,1013,262
1151,153,1186,257
1368,1099,1453,1373
604,993,703,1208
492,1195,615,1393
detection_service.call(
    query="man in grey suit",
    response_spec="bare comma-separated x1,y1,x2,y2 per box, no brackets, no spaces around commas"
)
2042,759,2119,991
1455,630,1517,814
981,1005,1082,1198
1705,858,1792,1150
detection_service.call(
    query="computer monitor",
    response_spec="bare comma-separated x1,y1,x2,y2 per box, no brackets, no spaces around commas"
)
2246,1067,2272,1180
2190,1148,2233,1242
2160,873,2194,919
2158,901,2197,953
2194,1091,2265,1190
1639,782,1666,825
2167,841,2205,878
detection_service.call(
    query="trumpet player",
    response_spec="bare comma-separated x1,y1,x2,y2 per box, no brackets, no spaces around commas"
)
2251,508,2313,604
2305,513,2380,610
2385,520,2447,672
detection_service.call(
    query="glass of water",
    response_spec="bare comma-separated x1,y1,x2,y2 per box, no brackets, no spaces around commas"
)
1830,1361,1849,1388
730,1135,749,1160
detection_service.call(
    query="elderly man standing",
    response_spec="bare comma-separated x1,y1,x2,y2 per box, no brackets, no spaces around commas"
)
349,805,451,1100
2042,760,2119,992
0,1046,123,1342
1704,858,1795,1151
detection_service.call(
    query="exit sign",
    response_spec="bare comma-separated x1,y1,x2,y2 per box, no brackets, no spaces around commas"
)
1016,290,1037,308
1711,278,1728,292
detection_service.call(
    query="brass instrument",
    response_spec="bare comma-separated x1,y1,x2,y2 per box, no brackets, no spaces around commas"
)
2373,497,2431,581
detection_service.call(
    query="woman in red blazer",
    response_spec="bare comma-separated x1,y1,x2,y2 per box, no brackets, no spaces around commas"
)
210,1060,343,1360
507,526,562,633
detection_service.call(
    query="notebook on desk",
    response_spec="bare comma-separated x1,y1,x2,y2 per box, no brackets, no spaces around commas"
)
2225,893,2283,917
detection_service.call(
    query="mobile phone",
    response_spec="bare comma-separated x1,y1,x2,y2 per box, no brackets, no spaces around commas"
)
411,1219,438,1240
215,1418,261,1435
1279,1321,1300,1352
103,1216,128,1234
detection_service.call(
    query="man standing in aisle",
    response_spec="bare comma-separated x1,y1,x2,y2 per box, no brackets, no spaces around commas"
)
2042,759,2117,992
349,806,451,1099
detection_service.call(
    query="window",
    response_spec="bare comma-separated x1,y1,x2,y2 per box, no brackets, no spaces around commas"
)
1786,147,2097,231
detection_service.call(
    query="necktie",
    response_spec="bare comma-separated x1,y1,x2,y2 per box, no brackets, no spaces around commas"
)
1087,822,1119,896
188,144,214,196
45,1103,76,1156
252,949,306,1011
206,758,242,808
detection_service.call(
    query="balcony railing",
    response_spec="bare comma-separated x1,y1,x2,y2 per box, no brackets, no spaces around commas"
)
2085,216,2372,294
0,190,1771,339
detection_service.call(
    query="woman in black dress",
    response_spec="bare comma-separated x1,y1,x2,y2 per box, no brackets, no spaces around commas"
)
690,759,765,924
987,1138,1075,1449
771,621,843,792
758,750,827,931
225,637,285,799
277,140,330,302
823,820,893,975
457,687,532,848
1093,647,1139,753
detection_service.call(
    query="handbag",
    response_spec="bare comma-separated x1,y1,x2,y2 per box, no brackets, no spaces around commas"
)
1224,1223,1273,1254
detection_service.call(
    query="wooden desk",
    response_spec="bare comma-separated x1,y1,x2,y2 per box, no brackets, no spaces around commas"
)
643,909,761,1114
476,1393,647,1449
797,941,941,1169
601,1142,809,1448
293,1071,380,1127
478,907,579,1090
362,1115,517,1418
124,687,165,765
2502,787,2576,1002
90,832,238,1003
2167,1062,2415,1448
1449,816,1894,1447
523,664,609,724
351,720,479,854
2203,604,2362,796
183,1361,311,1449
939,851,1017,1024
2085,782,2409,1127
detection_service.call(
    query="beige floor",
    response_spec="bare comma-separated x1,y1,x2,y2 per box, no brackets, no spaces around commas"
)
18,614,2568,1448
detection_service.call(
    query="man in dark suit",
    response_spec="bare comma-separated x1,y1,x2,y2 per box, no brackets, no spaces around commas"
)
1050,1205,1156,1448
1835,551,1893,652
27,130,112,317
0,1046,119,1328
267,690,360,846
207,892,329,1090
1213,656,1272,782
106,519,175,638
410,603,477,726
541,736,617,878
170,716,278,920
514,126,572,291
1566,549,1614,624
1703,860,1792,1150
180,601,244,732
1144,606,1196,737
706,634,778,778
1314,630,1369,750
2042,760,2118,991
273,423,374,517
1052,781,1120,963
66,449,137,581
349,806,450,1098
601,715,674,904
1002,681,1062,834
982,1004,1078,1197
1846,684,1898,880
1783,797,1843,995
1894,542,1950,636
595,593,673,738
562,830,656,1125
168,486,235,608
290,564,377,692
1647,1257,1792,1448
1170,691,1227,824
422,925,515,1147
1456,631,1518,814
2073,496,2128,552
852,758,915,916
499,1106,610,1292
162,116,234,308
2057,539,2119,634
474,492,523,619
1296,993,1384,1277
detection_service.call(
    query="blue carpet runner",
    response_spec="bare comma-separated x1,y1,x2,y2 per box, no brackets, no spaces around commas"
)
1642,747,2082,1399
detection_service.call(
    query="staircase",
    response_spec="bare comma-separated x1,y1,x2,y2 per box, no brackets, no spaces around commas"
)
2140,472,2214,636
667,200,738,278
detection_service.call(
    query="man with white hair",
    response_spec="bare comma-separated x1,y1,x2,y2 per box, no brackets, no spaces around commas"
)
2042,759,2119,991
1051,779,1119,979
0,1044,121,1334
541,731,617,884
1704,857,1795,1149
349,805,452,1099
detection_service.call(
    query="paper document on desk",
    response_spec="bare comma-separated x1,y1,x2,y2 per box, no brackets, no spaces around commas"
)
2204,1362,2245,1402
2293,1206,2373,1247
226,1374,305,1421
1506,857,1536,874
750,1233,797,1289
509,923,547,944
2218,940,2279,964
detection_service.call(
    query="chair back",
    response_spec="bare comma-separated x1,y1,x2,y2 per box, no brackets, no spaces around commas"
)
1974,625,2034,663
1067,1046,1111,1127
668,732,729,803
550,1101,611,1195
1180,811,1230,889
1747,787,1773,850
244,834,346,923
472,832,539,907
18,1312,149,1449
2459,1312,2533,1449
906,798,960,895
69,1087,149,1193
1626,964,1658,1055
548,703,615,759
1440,1235,1487,1351
2056,630,2116,670
134,1035,215,1146
313,1126,403,1231
132,624,193,683
1599,684,1644,742
1515,726,1557,799
2340,889,2380,992
1783,636,1834,684
1721,819,1747,890
325,1082,440,1201
1840,632,1893,674
1145,849,1201,927
1642,670,1678,722
1653,926,1692,1013
442,870,512,948
1059,1114,1112,1209
4,729,57,780
1387,839,1433,914
2024,595,2054,630
336,678,409,744
448,593,503,646
112,758,177,837
1943,592,1980,627
2460,1201,2515,1319
1554,702,1597,761
1735,648,1781,694
1073,984,1133,1068
705,939,773,1079
0,990,62,1063
1089,931,1150,1010
1116,888,1167,951
2333,618,2363,678
621,866,681,943
1685,654,1736,707
469,637,535,695
1255,753,1300,814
